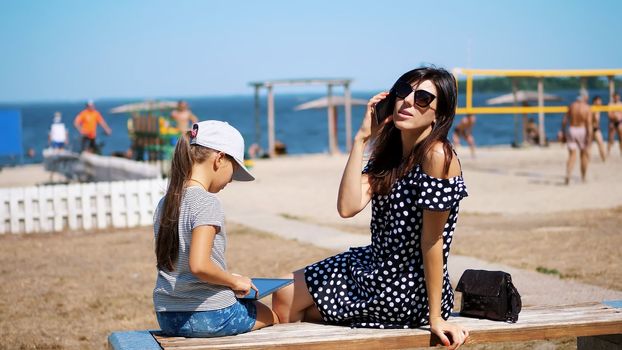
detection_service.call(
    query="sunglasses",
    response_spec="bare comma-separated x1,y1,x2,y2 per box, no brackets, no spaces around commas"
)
392,81,436,108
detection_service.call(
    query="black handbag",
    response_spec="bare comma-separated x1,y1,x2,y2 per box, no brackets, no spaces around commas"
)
455,269,522,323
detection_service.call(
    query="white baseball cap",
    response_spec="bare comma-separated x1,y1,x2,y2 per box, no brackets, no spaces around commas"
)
189,120,254,181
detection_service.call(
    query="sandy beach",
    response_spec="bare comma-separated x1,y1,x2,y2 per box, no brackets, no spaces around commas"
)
0,143,621,349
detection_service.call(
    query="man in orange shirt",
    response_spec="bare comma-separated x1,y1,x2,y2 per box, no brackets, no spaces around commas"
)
73,100,112,153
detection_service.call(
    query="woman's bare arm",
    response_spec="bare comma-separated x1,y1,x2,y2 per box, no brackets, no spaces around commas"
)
337,137,372,218
337,92,389,218
421,143,467,349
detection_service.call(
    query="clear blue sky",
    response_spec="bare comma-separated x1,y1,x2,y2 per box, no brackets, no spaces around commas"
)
1,0,621,102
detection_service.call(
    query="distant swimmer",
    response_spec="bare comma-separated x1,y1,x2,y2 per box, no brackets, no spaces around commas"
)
73,100,112,153
452,114,476,158
171,100,198,133
607,92,622,156
561,90,592,185
590,96,607,162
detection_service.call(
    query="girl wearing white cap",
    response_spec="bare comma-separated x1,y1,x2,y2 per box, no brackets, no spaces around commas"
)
153,120,277,337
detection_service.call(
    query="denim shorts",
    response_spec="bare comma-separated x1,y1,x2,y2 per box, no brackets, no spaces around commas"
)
156,300,257,338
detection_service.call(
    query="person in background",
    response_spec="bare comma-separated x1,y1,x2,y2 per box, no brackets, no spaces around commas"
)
48,112,68,150
452,114,477,158
525,118,540,145
590,96,607,162
561,90,592,185
73,100,112,153
608,92,622,157
247,143,264,159
171,100,199,133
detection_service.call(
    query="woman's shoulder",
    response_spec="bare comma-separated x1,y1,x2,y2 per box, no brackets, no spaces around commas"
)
409,143,468,211
420,141,461,179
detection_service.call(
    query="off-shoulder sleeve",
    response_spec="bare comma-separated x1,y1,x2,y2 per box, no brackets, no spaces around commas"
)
413,171,468,211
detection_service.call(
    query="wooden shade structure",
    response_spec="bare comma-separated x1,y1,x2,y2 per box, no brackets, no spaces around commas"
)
249,78,354,157
294,96,367,155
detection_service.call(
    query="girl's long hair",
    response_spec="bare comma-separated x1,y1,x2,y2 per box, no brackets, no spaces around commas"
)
368,67,458,195
156,131,211,271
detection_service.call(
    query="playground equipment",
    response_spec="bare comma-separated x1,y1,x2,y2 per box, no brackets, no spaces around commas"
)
110,100,180,163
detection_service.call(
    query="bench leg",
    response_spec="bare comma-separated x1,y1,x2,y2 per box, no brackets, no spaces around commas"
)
577,334,622,350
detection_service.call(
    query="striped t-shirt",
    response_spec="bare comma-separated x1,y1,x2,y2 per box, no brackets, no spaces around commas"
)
153,186,236,312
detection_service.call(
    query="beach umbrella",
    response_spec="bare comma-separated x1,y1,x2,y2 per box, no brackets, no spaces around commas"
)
109,100,178,114
486,90,562,146
294,96,367,154
486,90,562,105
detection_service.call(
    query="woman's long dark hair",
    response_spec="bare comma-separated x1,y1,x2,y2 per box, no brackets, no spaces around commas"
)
368,66,458,195
156,132,211,271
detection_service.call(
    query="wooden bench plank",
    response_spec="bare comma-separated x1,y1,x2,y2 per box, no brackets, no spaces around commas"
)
148,302,622,350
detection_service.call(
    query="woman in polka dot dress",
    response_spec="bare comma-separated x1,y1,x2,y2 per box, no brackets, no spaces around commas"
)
273,67,469,348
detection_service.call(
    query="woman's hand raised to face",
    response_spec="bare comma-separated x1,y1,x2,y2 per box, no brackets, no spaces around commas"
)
355,92,391,143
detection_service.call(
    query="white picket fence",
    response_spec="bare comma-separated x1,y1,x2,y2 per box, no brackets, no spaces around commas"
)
0,178,168,234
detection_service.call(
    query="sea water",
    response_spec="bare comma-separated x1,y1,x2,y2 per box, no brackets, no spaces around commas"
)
0,89,613,164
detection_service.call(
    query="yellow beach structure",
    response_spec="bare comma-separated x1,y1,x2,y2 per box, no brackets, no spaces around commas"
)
453,68,622,146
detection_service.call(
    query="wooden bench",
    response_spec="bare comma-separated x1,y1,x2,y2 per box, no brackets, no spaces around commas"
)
108,301,622,349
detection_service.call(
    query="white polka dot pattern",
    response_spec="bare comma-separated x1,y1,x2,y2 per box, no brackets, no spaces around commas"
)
304,163,468,328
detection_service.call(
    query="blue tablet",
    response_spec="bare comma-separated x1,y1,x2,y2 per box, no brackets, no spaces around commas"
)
241,278,293,300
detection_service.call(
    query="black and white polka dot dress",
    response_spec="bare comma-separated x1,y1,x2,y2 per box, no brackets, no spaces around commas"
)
304,163,468,328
